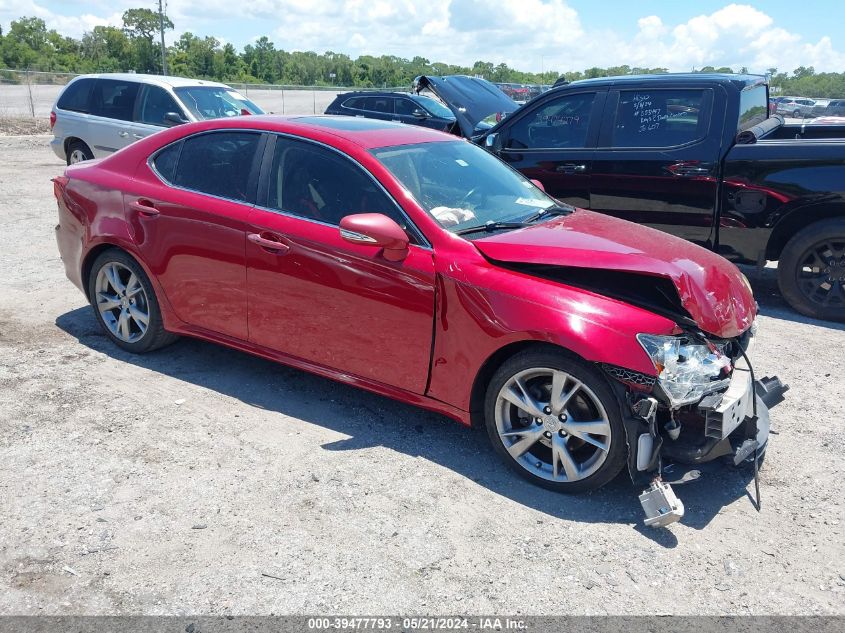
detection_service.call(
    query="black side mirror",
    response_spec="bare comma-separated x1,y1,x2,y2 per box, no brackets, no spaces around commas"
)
412,108,429,119
163,112,188,127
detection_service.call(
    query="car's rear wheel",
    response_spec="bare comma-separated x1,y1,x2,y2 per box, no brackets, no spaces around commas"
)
87,249,178,353
484,348,627,493
66,140,93,165
778,218,845,321
792,109,801,119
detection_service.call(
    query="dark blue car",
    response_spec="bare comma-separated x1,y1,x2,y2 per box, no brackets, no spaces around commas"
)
324,91,456,132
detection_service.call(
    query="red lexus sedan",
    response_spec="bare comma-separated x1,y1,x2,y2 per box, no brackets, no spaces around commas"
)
53,115,785,520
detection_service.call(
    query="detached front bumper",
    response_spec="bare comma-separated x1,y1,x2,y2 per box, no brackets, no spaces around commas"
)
621,355,788,482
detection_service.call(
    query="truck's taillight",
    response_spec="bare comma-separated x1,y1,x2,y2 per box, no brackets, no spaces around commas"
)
49,110,56,129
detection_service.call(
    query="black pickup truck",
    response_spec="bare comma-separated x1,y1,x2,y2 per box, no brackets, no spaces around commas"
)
414,74,845,321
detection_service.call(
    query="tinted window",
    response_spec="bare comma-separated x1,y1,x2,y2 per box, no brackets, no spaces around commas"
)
57,78,94,113
90,79,140,121
267,137,408,230
395,98,416,116
506,92,595,149
152,142,181,182
174,132,261,202
364,96,393,113
137,85,182,126
612,89,707,148
342,97,365,110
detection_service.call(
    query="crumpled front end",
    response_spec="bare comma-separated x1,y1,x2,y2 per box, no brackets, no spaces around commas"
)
604,318,788,526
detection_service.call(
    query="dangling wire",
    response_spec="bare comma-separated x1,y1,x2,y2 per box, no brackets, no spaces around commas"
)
740,347,761,512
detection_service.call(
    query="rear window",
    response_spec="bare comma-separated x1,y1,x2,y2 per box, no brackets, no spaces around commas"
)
611,89,708,148
90,79,140,121
738,85,768,132
57,78,94,113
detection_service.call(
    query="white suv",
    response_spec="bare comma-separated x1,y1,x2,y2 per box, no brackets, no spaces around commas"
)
50,73,263,164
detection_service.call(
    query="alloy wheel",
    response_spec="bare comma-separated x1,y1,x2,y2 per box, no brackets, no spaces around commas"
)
69,149,87,164
796,238,845,309
494,368,612,483
94,262,150,343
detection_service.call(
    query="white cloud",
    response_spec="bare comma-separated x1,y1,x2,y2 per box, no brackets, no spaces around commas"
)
1,1,844,74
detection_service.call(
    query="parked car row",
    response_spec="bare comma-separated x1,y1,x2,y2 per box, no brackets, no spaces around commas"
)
768,95,845,118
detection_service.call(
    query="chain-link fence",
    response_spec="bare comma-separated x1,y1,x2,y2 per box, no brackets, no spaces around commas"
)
0,69,407,118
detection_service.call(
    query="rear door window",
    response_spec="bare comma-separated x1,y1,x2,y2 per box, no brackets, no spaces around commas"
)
136,85,183,127
611,89,708,148
90,79,140,121
173,132,262,202
57,78,94,113
505,92,596,149
364,96,393,114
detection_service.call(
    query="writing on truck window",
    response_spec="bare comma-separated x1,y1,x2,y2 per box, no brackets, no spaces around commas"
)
613,90,706,148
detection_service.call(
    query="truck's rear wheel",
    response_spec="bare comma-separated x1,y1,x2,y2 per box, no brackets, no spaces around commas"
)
778,218,845,321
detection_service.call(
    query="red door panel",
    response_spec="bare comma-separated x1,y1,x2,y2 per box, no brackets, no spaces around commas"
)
246,209,436,394
124,180,250,340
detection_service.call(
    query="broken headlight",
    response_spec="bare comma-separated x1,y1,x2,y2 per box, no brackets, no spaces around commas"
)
636,334,732,407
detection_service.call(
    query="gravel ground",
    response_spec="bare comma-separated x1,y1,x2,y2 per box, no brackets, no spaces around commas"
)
0,136,843,616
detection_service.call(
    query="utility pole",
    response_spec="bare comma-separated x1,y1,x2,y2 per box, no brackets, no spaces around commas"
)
158,0,168,76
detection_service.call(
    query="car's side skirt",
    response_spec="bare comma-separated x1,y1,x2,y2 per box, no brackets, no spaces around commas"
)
167,323,472,427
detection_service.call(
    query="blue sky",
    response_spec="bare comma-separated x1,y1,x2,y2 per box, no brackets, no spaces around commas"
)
2,0,843,73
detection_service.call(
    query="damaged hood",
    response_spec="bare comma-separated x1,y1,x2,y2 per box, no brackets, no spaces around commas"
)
473,210,756,339
413,75,518,138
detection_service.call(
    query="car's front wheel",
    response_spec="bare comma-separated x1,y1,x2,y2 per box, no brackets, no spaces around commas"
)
484,348,627,493
87,249,178,353
778,218,845,321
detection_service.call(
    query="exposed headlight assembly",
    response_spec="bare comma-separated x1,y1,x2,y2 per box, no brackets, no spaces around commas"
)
636,334,732,407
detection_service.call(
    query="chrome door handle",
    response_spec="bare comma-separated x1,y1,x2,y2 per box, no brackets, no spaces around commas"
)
556,163,587,173
248,233,290,253
118,131,129,138
133,133,145,139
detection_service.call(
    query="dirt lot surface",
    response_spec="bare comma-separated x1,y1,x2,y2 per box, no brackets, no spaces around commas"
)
0,136,843,616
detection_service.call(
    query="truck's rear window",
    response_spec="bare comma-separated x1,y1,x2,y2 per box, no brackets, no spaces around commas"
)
738,84,768,132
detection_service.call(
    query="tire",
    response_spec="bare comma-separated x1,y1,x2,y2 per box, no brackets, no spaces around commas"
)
87,249,178,353
777,218,845,321
793,110,801,119
483,348,627,493
66,140,94,165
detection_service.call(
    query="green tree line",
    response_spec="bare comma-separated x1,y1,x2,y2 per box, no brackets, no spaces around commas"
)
2,11,845,96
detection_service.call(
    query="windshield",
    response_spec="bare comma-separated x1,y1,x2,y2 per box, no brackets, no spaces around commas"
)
174,86,264,120
371,140,558,233
415,95,455,119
